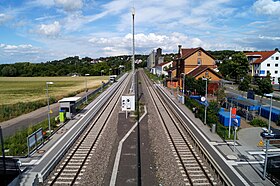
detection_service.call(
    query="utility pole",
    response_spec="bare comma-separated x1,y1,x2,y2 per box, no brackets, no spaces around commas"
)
0,126,6,185
130,7,135,94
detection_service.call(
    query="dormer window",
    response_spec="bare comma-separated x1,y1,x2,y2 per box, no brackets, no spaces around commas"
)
198,51,201,56
197,58,202,65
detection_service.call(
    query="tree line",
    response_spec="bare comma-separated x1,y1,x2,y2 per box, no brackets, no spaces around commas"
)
0,55,144,77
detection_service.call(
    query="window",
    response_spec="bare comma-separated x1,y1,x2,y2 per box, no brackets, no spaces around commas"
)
276,64,279,67
275,71,278,74
271,56,274,60
198,51,201,56
276,57,279,60
197,58,202,65
267,63,270,67
267,70,270,75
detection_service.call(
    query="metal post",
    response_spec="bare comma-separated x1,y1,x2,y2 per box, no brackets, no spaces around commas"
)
228,107,232,139
263,94,273,180
130,7,135,94
0,126,6,185
268,96,272,133
233,126,237,152
182,73,185,104
263,139,269,179
171,74,173,95
46,82,53,134
46,83,51,133
85,77,88,103
204,79,207,124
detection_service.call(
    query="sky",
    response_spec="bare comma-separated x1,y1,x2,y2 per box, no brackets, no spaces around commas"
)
0,0,280,64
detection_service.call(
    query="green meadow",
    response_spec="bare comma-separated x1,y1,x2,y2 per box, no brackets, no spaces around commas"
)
0,76,108,122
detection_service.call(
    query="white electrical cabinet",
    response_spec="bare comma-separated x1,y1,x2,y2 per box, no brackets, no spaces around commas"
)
121,95,135,111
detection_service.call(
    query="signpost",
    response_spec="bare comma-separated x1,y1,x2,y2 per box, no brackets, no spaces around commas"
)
27,128,43,157
228,107,236,138
233,118,238,152
121,95,135,118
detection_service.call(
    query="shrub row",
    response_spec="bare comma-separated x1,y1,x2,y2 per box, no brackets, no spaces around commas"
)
184,97,235,140
0,97,55,122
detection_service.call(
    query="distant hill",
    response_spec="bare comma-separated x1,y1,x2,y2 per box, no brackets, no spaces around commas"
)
0,54,146,77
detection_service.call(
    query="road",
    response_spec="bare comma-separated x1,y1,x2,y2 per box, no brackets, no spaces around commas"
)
0,89,98,138
224,84,280,108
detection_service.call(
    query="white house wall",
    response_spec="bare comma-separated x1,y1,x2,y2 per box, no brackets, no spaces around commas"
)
255,52,280,84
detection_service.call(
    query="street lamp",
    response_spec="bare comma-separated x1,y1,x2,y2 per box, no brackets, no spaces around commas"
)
181,73,185,104
46,82,54,133
263,93,273,180
202,77,208,125
169,70,173,95
85,74,90,103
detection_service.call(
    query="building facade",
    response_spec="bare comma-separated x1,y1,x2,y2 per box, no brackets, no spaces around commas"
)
246,50,280,84
147,50,156,69
155,61,173,77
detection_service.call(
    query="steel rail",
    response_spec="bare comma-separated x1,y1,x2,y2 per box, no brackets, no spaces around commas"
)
140,70,216,186
49,73,131,185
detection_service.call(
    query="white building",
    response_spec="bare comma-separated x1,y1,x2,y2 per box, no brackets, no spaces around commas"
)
246,50,280,84
155,61,173,76
147,50,156,69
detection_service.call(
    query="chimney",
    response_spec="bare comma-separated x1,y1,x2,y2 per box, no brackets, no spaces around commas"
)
178,45,182,58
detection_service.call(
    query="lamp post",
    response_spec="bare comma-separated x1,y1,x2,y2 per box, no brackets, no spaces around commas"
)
181,73,185,104
263,93,273,180
46,82,54,133
85,74,90,103
202,78,208,125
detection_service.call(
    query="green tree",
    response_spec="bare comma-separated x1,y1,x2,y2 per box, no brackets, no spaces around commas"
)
238,75,251,91
218,52,249,82
185,76,197,93
216,86,226,105
1,65,17,76
256,76,273,102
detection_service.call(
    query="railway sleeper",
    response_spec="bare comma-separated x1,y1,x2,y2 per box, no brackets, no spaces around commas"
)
48,181,72,185
192,182,212,186
191,178,209,182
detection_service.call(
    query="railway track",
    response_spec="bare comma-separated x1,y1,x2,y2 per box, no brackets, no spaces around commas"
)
46,74,131,185
140,70,221,186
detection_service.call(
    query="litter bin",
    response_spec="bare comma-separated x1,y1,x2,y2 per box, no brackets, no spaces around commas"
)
59,110,66,123
211,124,216,133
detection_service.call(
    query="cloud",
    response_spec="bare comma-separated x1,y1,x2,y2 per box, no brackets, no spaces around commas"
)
0,13,12,24
253,0,280,16
37,21,61,36
0,43,39,54
54,0,83,11
89,32,206,56
259,35,280,40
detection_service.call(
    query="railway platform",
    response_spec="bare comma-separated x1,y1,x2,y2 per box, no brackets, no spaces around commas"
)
160,84,275,186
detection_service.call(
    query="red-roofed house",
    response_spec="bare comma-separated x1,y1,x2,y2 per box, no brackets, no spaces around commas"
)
167,45,222,94
246,50,280,84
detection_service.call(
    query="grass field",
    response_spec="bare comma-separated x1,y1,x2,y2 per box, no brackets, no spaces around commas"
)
0,76,109,105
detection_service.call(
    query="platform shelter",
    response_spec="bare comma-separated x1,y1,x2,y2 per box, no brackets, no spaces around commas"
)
58,97,81,119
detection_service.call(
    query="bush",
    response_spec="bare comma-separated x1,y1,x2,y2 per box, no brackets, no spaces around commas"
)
250,118,268,127
1,117,56,156
0,98,58,122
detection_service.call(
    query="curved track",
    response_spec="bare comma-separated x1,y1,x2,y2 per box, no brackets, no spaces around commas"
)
46,74,131,185
140,70,221,186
